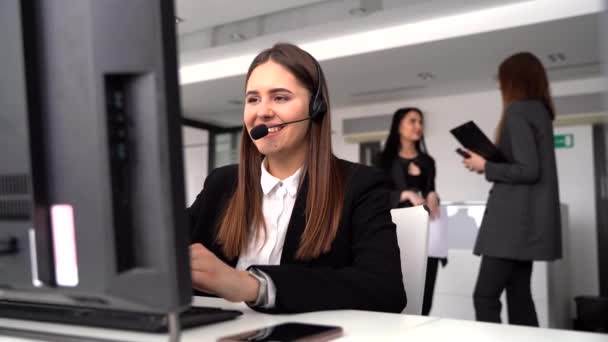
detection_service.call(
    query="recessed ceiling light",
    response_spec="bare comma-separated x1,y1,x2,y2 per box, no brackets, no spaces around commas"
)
175,16,184,24
547,52,567,63
349,0,382,16
417,72,435,80
230,33,246,41
349,7,369,16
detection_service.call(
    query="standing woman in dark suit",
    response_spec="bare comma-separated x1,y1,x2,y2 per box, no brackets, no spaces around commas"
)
377,107,444,316
462,52,561,326
187,43,406,314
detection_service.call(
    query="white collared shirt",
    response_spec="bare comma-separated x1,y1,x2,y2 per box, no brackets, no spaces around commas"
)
236,160,302,307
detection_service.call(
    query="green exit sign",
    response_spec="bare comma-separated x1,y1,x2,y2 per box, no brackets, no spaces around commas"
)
554,134,574,148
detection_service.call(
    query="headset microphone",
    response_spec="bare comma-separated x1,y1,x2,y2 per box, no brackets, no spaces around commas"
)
250,117,312,140
250,124,269,140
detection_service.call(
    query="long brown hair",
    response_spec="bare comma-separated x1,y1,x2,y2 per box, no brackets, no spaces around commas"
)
216,43,345,260
495,52,555,142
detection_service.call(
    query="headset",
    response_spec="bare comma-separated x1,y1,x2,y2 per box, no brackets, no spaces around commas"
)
308,58,328,121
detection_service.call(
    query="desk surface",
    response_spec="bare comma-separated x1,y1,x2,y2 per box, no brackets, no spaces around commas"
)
0,297,604,342
400,317,607,342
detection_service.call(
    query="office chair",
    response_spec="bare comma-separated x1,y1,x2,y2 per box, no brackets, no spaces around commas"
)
391,206,430,315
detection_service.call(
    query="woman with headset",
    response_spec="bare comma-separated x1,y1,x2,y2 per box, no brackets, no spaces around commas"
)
187,43,406,314
461,52,561,325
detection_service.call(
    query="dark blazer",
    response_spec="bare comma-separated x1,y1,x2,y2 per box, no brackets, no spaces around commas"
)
474,100,562,261
188,158,407,314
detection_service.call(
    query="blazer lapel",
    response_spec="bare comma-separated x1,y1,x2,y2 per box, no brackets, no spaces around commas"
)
281,176,308,264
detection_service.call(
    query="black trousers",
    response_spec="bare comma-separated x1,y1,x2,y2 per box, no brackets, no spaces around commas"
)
473,255,539,326
422,257,446,316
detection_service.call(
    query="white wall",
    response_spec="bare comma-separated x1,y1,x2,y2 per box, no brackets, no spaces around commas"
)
182,126,209,206
554,125,599,298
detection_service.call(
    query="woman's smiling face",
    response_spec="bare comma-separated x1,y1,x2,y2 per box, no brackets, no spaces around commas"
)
244,60,311,158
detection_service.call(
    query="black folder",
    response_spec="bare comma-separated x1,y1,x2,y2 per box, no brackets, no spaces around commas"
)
450,121,507,163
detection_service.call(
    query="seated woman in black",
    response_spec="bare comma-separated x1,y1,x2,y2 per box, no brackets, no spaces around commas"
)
187,43,406,314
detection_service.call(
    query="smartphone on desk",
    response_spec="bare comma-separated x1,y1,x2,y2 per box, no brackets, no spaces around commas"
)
217,322,343,342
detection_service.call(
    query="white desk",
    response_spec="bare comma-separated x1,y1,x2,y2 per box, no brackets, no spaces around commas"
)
0,297,436,341
0,297,604,341
400,317,607,342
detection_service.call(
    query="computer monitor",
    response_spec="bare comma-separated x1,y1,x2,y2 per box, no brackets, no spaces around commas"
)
0,0,191,314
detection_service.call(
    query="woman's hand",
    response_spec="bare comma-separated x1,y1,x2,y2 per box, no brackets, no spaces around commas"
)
462,150,486,174
190,243,259,303
426,192,440,219
400,190,425,206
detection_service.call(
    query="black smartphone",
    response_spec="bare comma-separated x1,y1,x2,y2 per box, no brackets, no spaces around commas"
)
456,147,471,158
217,322,343,342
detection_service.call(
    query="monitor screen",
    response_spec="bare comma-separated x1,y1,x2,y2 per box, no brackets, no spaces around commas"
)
0,0,191,314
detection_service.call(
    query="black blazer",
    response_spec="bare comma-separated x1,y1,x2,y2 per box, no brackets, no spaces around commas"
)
474,100,562,261
188,158,407,314
387,154,436,208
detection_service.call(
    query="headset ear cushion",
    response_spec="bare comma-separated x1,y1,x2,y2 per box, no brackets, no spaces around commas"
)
309,59,327,120
310,97,327,120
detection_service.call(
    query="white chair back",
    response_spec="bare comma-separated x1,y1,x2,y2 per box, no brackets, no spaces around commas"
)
391,206,430,315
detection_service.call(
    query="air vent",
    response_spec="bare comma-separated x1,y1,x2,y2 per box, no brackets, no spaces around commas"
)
545,61,600,73
351,84,426,98
0,199,30,220
0,174,29,195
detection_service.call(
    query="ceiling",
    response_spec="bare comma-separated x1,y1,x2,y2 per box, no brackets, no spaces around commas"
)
175,0,326,35
175,0,603,127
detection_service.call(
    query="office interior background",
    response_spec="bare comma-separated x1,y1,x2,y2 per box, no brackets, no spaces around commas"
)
176,0,607,328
